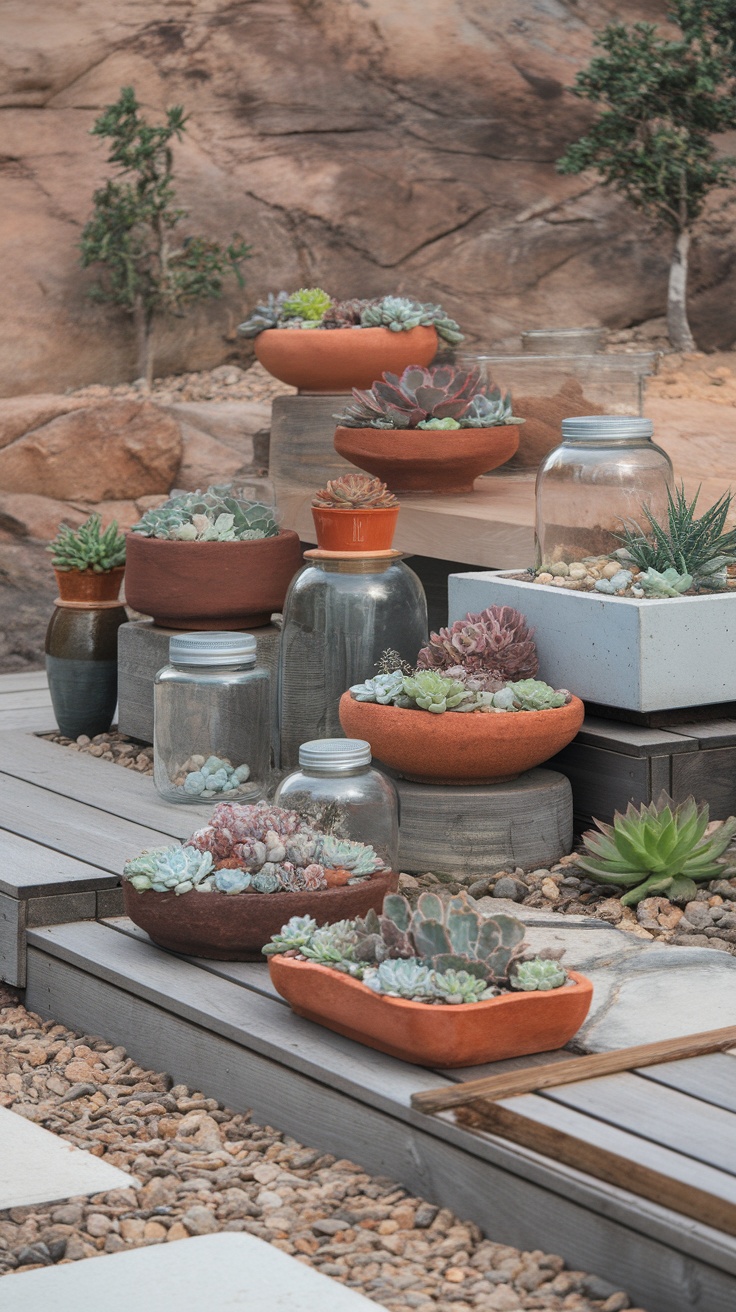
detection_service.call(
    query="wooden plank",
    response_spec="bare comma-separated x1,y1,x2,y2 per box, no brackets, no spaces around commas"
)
548,742,651,825
0,891,25,986
24,945,736,1312
457,1096,736,1237
639,1054,736,1115
101,915,283,1002
543,1071,736,1175
0,707,57,732
0,672,48,694
0,830,119,898
411,1025,736,1113
574,717,696,757
0,776,174,875
0,690,53,710
0,730,206,840
672,746,736,818
25,891,97,929
669,720,736,749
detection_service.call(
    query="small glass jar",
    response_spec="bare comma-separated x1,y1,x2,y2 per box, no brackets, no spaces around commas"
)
154,632,270,804
535,415,674,567
274,738,399,871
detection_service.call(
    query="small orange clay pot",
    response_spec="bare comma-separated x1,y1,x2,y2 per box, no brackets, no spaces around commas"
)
339,692,585,784
123,869,399,961
54,566,125,604
334,425,520,494
124,531,303,630
269,956,593,1067
255,326,438,392
311,505,399,552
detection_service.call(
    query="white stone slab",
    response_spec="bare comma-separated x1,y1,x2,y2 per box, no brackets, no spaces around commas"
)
2,1232,381,1310
0,1106,135,1210
448,568,736,713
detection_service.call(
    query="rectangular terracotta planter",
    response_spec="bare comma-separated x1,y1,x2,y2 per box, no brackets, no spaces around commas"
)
268,955,593,1068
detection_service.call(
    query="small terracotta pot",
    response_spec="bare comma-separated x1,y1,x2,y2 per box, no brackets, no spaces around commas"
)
54,566,125,604
311,505,399,552
269,956,593,1067
122,868,399,960
339,692,585,784
255,326,438,392
334,425,520,494
124,531,303,630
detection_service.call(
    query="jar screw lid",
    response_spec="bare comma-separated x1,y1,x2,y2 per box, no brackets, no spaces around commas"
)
168,632,257,666
298,738,372,770
561,415,654,441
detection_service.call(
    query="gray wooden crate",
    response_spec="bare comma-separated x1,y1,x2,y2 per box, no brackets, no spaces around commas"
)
549,715,736,829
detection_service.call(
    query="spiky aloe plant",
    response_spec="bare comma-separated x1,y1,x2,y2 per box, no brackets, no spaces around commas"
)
48,514,126,573
616,484,736,589
577,792,736,905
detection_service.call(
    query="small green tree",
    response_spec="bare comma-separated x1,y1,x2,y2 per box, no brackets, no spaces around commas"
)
557,3,736,351
80,86,251,387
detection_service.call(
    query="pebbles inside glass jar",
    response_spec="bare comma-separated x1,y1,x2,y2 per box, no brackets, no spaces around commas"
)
153,632,271,804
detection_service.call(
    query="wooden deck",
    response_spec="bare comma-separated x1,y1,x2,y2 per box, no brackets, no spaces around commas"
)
1,673,736,1312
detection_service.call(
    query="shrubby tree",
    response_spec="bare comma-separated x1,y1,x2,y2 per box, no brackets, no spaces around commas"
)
80,86,251,387
557,2,736,350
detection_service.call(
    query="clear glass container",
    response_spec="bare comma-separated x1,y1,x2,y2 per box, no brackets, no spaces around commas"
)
535,415,674,567
458,352,655,470
275,738,399,871
278,550,428,770
154,632,271,803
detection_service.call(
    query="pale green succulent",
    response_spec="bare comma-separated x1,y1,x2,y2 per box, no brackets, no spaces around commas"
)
132,486,278,541
123,845,214,894
348,671,410,707
302,920,360,965
432,968,496,1004
237,292,289,337
416,417,462,431
262,915,318,956
511,959,567,992
213,868,252,894
281,287,332,322
252,867,282,894
505,679,571,711
362,958,438,1000
359,296,463,345
460,390,524,428
401,670,471,713
48,513,126,573
318,834,384,875
636,566,693,597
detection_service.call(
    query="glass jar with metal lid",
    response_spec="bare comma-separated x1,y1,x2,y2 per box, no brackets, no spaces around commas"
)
274,738,399,871
535,415,674,568
153,631,271,804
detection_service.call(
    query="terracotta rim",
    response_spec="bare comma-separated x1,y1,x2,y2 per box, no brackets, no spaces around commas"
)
333,425,520,493
53,566,125,604
339,691,585,783
311,505,399,552
254,325,438,391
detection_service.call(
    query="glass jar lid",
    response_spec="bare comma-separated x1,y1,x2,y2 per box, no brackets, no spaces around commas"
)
298,738,372,772
561,415,654,441
169,632,257,667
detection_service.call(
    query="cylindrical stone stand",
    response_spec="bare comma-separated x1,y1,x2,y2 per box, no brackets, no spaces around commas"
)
393,768,573,875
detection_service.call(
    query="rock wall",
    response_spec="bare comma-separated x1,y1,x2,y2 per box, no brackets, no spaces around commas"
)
2,0,736,397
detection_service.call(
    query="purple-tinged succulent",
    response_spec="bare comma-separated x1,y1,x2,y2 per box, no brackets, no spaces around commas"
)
334,365,520,431
417,606,538,692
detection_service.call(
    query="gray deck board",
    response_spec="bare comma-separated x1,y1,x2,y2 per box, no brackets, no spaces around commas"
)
0,671,48,694
637,1054,736,1115
0,831,118,898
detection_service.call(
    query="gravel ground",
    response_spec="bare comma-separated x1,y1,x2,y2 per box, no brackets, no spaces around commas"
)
69,361,295,406
41,731,736,958
0,988,640,1311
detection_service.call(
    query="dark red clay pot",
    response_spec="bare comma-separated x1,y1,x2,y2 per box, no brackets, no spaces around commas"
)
255,326,438,392
269,956,593,1067
334,425,520,494
54,566,125,604
339,691,585,785
124,530,303,630
311,505,399,552
123,868,399,961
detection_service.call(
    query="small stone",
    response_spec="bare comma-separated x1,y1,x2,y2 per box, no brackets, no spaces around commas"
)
549,562,569,577
313,1218,348,1236
143,1221,168,1242
541,878,560,901
493,876,527,902
16,1244,52,1267
120,1218,146,1242
51,1204,83,1226
64,1234,97,1261
166,1222,190,1242
181,1205,218,1236
536,572,554,585
85,1213,115,1237
414,1203,439,1228
682,901,714,930
601,1295,631,1312
601,561,622,579
378,1219,400,1234
444,1267,465,1282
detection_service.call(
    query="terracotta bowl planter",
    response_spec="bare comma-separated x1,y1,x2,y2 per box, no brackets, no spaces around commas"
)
311,505,399,552
334,425,520,494
124,531,303,630
54,566,125,604
255,326,438,392
123,869,399,961
269,956,593,1066
339,692,585,784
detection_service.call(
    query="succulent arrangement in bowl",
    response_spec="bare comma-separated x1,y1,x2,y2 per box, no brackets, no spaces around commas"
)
266,892,592,1066
238,289,462,391
311,474,399,552
48,513,127,602
124,484,302,630
121,801,398,960
333,365,523,493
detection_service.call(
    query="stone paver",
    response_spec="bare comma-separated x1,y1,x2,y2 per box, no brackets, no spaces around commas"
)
0,1106,134,1210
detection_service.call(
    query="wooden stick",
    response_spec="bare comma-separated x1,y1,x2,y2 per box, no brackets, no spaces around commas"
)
411,1025,736,1114
456,1101,736,1238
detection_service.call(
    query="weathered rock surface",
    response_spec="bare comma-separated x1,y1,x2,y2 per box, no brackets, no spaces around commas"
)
2,1,735,397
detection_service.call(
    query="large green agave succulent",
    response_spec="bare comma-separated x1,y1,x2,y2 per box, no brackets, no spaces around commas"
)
577,792,736,905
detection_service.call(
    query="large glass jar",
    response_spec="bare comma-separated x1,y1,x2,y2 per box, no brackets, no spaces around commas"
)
275,738,399,871
278,549,428,770
154,632,270,803
535,415,674,568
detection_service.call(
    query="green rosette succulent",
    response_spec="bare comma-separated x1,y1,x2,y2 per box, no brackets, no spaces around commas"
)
511,959,567,991
281,287,332,323
505,679,571,711
401,670,471,713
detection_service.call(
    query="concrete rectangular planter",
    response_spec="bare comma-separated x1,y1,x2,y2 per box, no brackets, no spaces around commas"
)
448,570,736,714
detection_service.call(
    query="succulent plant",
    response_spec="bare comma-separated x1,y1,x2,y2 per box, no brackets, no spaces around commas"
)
359,296,463,345
401,670,471,713
321,298,372,328
635,566,694,597
362,958,439,999
48,514,126,573
578,792,736,905
262,915,319,955
333,364,520,431
131,486,279,541
318,834,385,876
123,845,215,894
417,606,538,692
504,679,571,711
615,484,736,589
301,920,361,965
431,967,497,1004
348,671,410,706
281,287,332,323
510,959,567,991
213,868,252,894
312,474,398,509
237,292,289,337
